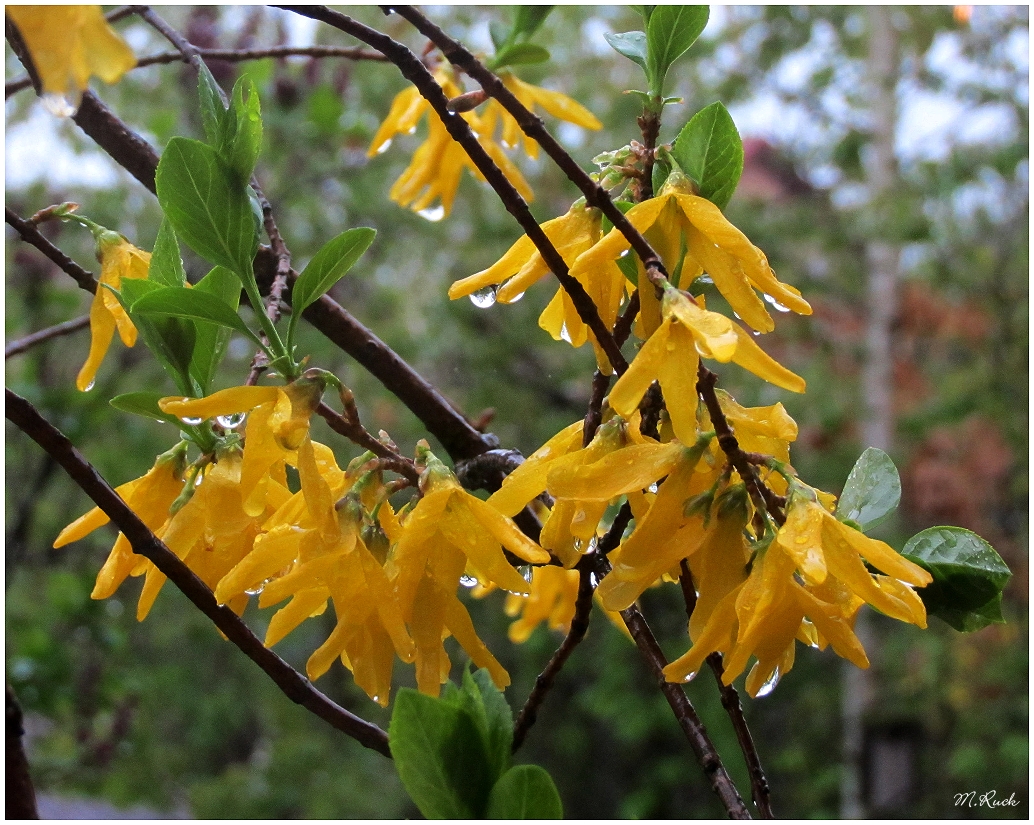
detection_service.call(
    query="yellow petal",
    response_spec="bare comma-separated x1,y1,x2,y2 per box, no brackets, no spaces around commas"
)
608,320,672,420
159,385,280,419
488,420,584,517
546,442,682,501
728,324,806,393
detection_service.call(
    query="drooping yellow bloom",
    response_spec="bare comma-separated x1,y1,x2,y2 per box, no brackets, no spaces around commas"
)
484,71,603,160
76,233,150,391
6,5,136,115
570,180,812,334
368,68,532,217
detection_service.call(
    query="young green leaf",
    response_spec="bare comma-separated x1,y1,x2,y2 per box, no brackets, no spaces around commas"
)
223,74,262,183
389,688,496,819
493,42,551,69
117,279,198,397
671,101,744,210
292,227,376,317
604,31,649,75
155,137,258,277
512,6,554,41
131,286,264,349
110,391,186,427
149,217,187,287
197,61,228,147
632,5,656,24
486,765,564,819
189,266,241,395
462,669,513,783
646,6,709,96
902,526,1012,631
835,447,902,531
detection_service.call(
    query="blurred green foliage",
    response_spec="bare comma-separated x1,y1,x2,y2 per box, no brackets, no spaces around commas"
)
6,5,1027,818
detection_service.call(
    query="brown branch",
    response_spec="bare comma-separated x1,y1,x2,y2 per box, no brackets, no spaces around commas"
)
276,5,627,375
6,315,91,359
6,685,40,819
5,387,392,758
511,564,594,753
5,208,97,293
697,365,785,526
316,401,419,485
679,562,773,818
384,5,669,289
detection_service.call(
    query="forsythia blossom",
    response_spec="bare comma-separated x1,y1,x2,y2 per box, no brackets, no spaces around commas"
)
6,5,136,115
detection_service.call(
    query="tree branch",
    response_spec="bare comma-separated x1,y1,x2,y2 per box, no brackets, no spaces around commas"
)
5,316,91,359
5,209,97,293
5,388,392,758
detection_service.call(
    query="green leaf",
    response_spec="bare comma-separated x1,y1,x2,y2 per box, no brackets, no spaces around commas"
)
646,6,709,96
632,5,656,24
486,765,564,819
651,154,672,198
292,227,376,317
461,669,513,783
902,526,1012,632
223,74,263,183
109,391,184,426
189,266,241,395
197,62,228,147
389,688,495,819
149,218,187,287
493,42,551,69
604,31,648,75
489,20,509,51
117,279,197,396
670,101,744,210
835,447,902,531
512,6,554,41
131,286,263,348
155,137,258,277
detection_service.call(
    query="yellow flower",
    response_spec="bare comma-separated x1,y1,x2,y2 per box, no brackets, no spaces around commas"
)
369,68,532,217
53,443,189,599
570,182,812,334
390,445,550,696
76,233,150,391
6,5,136,114
504,565,580,642
484,71,603,160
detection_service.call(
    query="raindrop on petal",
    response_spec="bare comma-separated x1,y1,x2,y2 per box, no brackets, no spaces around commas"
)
763,293,791,312
519,565,533,584
506,290,526,303
417,205,445,222
375,139,393,155
459,574,479,588
755,667,781,697
560,323,573,343
82,380,96,392
682,670,699,684
217,413,246,430
42,93,75,118
469,286,497,308
180,416,203,426
697,275,714,285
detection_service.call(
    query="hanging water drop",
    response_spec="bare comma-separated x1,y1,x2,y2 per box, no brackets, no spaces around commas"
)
459,574,479,588
245,584,264,596
417,205,445,222
42,93,75,118
180,416,203,426
755,667,781,697
519,565,533,584
763,293,791,312
375,139,393,155
559,323,573,343
469,286,497,308
82,380,96,392
506,290,526,303
682,670,699,684
217,412,246,430
697,275,714,285
648,482,660,494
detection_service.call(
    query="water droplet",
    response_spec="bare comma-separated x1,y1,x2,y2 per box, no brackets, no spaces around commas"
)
619,249,630,258
506,290,526,303
180,416,203,426
217,413,246,430
560,324,573,343
406,126,417,135
194,474,204,487
755,667,781,697
417,205,445,222
42,93,75,118
648,482,659,494
697,275,714,285
372,694,381,703
82,380,96,392
682,670,699,684
763,294,791,312
245,584,264,596
375,139,392,155
459,574,479,588
469,286,497,308
519,565,533,584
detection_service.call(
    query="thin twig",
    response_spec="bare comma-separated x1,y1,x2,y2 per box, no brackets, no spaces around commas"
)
316,401,419,485
276,5,628,375
511,564,594,752
5,208,97,293
679,561,774,818
5,387,392,758
5,315,91,359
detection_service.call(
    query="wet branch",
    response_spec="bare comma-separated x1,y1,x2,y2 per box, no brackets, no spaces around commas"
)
5,316,91,359
5,388,392,758
277,5,627,375
5,208,98,294
679,561,773,818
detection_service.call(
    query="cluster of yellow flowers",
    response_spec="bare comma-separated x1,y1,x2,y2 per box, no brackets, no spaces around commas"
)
369,66,601,218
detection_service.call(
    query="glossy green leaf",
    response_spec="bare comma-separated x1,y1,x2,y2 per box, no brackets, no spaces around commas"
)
460,669,513,783
292,227,376,317
197,62,228,147
389,688,495,819
109,391,185,426
155,137,258,277
632,5,656,24
902,526,1012,632
149,217,187,287
131,286,263,348
671,101,744,210
646,6,709,95
512,6,554,41
189,266,241,395
494,43,551,68
117,279,197,397
486,765,564,819
604,31,648,75
835,447,902,531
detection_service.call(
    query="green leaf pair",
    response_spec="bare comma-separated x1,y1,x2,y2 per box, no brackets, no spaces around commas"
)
605,6,709,99
489,7,554,70
390,670,562,819
835,448,1012,632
